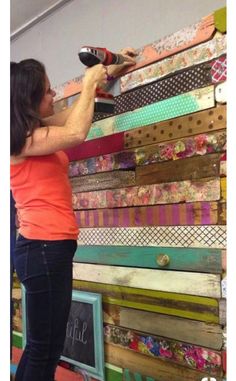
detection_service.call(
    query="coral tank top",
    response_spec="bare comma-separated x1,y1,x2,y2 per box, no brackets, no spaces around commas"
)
10,151,78,240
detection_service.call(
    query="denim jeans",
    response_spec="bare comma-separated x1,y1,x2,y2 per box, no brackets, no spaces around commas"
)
13,234,77,381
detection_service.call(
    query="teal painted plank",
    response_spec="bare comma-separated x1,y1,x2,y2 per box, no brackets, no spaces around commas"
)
124,369,132,381
134,373,143,381
74,245,222,273
87,86,214,140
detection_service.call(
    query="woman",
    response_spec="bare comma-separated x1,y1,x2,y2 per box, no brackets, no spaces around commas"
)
11,48,136,381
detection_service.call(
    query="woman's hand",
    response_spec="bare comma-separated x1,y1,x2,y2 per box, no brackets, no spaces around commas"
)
107,47,137,78
83,63,108,88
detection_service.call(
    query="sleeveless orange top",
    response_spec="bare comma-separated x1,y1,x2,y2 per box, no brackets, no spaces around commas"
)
10,151,79,240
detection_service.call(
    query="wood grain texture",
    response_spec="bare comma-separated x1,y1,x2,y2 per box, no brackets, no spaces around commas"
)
104,324,222,374
68,130,226,177
120,34,226,92
102,304,223,349
75,202,222,228
105,343,223,381
87,86,215,141
124,105,226,149
70,170,135,192
135,153,220,185
74,245,222,273
72,280,219,323
73,178,220,210
73,263,221,297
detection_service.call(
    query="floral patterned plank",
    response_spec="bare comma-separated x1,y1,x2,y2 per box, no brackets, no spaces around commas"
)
123,13,215,74
87,86,214,140
120,33,226,92
75,202,221,228
72,178,220,210
68,131,226,177
104,324,222,374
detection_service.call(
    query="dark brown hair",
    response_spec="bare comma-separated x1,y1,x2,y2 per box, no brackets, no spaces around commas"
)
10,59,46,155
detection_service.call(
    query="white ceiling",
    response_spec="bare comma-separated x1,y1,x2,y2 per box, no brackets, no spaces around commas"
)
10,0,73,40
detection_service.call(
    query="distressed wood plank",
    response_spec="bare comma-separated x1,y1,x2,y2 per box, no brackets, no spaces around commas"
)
104,324,222,374
74,245,222,273
103,304,223,349
135,154,220,185
75,202,222,228
121,34,226,92
70,170,135,192
220,177,226,201
72,280,219,323
73,263,221,297
73,178,220,210
125,105,226,149
77,225,226,249
105,343,223,381
69,130,226,177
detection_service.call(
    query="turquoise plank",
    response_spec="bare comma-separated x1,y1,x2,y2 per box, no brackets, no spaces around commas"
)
124,369,132,381
74,245,222,273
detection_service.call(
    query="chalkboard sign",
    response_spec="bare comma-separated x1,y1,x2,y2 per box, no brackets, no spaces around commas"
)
61,290,105,380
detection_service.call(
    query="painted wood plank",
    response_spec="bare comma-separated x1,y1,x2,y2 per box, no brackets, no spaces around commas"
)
135,154,220,185
65,105,226,162
214,7,226,33
210,55,227,83
93,62,215,122
75,202,221,228
218,202,226,224
64,131,124,162
120,34,226,92
70,170,135,193
68,131,226,177
74,245,222,273
87,86,215,140
102,304,223,349
72,280,219,323
122,13,215,74
124,105,226,149
215,82,227,103
73,178,221,210
105,343,223,381
73,263,221,298
104,324,222,374
77,225,226,249
220,177,226,201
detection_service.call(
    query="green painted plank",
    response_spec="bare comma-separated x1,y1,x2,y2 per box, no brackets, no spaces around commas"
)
74,246,222,273
12,331,23,349
105,366,123,381
87,86,214,140
214,6,226,33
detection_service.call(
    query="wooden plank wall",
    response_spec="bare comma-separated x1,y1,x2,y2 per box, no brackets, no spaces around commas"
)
11,6,227,381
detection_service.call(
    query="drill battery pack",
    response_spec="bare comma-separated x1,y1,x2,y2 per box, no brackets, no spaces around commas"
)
95,90,115,114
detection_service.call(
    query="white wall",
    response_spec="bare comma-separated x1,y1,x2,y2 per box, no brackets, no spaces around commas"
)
11,0,226,88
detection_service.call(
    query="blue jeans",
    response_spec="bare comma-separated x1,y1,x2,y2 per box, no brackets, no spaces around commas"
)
13,234,77,381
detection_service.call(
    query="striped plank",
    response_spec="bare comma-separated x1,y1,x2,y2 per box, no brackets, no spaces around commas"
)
73,178,220,210
102,304,223,349
105,344,222,381
74,246,223,273
87,86,215,140
120,34,226,92
73,263,221,298
123,13,215,74
68,130,226,177
124,105,226,149
104,324,222,374
75,202,222,228
73,280,219,323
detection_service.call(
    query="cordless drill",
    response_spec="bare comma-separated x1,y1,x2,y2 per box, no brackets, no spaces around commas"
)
78,46,126,114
